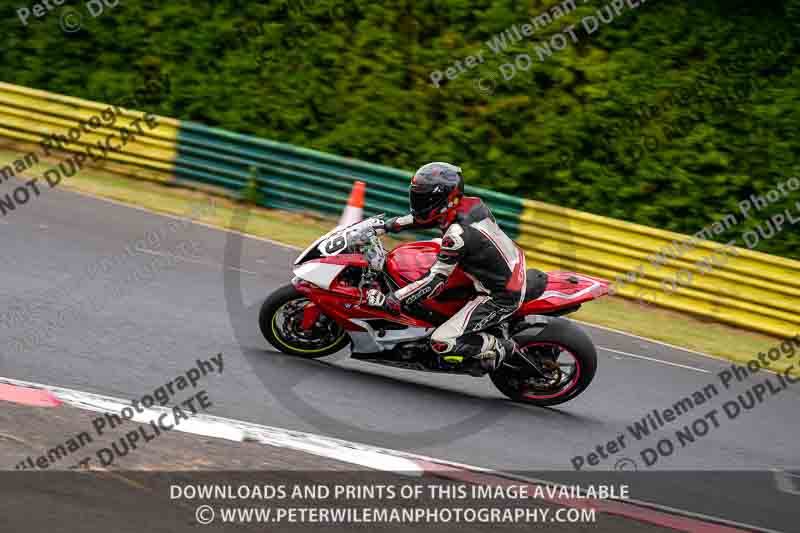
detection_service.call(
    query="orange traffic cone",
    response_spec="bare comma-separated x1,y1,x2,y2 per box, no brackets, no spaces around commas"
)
338,180,365,228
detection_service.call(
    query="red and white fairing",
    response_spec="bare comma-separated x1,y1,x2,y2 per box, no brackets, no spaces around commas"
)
293,235,609,331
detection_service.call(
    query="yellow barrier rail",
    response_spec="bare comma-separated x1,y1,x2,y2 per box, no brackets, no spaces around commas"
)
520,200,800,338
0,82,178,183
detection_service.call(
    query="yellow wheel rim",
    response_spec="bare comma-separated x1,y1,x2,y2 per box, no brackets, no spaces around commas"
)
271,301,345,354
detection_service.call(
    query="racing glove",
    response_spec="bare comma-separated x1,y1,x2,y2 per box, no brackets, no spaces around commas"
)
378,217,399,235
366,289,402,315
381,214,417,234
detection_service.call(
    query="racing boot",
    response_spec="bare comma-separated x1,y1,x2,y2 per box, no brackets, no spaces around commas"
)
467,336,518,376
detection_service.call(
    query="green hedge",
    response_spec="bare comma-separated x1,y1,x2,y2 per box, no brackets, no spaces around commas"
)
2,0,798,257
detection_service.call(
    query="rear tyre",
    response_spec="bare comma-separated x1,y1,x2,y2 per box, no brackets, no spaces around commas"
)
259,284,349,358
490,318,597,407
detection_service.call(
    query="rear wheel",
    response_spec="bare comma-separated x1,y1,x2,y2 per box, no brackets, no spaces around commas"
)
490,318,597,406
259,284,349,358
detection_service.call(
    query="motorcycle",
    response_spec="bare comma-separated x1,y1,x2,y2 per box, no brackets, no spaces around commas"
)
260,216,609,406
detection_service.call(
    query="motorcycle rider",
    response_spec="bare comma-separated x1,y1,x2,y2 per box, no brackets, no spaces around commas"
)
366,162,525,375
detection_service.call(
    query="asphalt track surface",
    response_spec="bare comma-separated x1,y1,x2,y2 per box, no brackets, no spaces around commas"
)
2,181,799,532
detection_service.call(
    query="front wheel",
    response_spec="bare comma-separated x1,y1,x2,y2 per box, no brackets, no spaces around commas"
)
490,318,597,407
259,284,350,358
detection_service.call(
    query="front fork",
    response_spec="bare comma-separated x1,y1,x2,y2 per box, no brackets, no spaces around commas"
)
300,303,322,330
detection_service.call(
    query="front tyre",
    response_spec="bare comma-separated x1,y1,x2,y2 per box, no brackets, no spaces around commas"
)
490,317,597,407
259,284,349,358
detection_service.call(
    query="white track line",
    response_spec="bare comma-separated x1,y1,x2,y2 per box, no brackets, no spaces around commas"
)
60,186,300,251
134,247,260,275
55,387,246,442
587,321,796,379
579,320,718,359
0,376,421,475
600,347,711,373
772,469,800,495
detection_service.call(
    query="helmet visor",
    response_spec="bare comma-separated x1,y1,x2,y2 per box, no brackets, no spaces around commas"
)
409,186,447,223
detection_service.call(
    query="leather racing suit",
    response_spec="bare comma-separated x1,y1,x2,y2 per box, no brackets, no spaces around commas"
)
383,197,527,361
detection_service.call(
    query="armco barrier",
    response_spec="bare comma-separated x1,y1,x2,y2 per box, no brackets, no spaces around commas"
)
174,121,524,236
1,82,798,338
518,200,800,338
0,82,179,184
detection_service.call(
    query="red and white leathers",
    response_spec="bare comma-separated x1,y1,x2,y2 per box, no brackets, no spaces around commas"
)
384,197,526,362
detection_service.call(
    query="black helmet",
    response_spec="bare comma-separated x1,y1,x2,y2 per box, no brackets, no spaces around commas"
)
409,162,465,225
